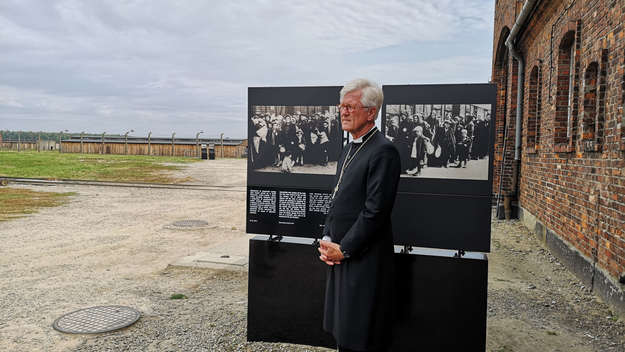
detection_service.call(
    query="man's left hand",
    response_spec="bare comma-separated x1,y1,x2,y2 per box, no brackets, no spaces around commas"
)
318,240,344,266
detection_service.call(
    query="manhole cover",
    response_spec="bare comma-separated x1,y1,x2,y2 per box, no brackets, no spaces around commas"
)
52,306,141,334
165,220,214,230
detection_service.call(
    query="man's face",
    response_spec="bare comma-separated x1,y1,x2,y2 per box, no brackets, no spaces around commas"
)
391,116,399,127
340,90,374,134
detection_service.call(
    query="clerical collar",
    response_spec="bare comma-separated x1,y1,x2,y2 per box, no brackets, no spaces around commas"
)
352,126,377,143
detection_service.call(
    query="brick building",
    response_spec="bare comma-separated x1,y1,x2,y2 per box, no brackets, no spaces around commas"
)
492,0,625,314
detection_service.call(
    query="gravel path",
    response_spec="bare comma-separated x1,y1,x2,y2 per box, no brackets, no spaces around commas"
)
1,159,624,351
487,220,625,351
72,268,330,352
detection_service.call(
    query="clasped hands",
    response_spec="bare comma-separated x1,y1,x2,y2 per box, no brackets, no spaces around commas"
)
318,240,344,266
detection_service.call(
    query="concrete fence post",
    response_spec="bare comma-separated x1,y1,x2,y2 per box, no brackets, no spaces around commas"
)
195,131,203,159
148,131,152,156
101,132,105,154
80,132,84,154
220,133,224,158
171,132,176,156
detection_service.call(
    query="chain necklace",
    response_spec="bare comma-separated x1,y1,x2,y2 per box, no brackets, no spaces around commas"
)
331,127,377,200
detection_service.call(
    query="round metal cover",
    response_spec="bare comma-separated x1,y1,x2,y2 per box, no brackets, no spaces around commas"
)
172,220,209,228
53,305,141,334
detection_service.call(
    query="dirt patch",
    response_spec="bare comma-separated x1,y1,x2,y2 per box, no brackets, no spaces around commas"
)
0,187,75,221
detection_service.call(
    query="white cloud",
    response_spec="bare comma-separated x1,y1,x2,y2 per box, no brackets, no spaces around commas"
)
0,0,494,137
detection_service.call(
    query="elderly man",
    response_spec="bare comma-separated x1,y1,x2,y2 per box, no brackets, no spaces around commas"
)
318,79,401,352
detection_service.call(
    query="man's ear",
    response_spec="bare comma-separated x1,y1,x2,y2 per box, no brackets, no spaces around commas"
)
368,107,378,121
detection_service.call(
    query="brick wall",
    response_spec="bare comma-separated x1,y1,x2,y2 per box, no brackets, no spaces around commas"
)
493,0,625,281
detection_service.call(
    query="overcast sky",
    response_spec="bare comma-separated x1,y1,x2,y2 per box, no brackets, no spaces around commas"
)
0,0,495,138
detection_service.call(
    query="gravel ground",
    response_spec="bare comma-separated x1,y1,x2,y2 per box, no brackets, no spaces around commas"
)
487,220,625,352
72,268,330,352
1,159,624,352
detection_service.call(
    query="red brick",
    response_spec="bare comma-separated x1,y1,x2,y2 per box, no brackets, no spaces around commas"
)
493,0,625,281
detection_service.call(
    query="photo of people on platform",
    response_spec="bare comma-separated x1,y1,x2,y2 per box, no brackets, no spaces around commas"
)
384,104,491,180
249,105,342,175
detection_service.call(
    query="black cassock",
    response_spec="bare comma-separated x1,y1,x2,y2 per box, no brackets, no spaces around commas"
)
322,128,401,351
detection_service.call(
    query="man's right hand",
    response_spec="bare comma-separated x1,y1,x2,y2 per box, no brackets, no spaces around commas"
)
318,240,343,266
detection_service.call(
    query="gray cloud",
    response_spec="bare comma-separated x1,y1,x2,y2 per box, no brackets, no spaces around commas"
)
0,0,494,138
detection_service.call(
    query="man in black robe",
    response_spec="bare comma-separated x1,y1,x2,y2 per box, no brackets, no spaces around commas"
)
318,79,401,352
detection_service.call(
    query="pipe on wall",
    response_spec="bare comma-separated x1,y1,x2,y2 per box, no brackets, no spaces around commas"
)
499,0,540,216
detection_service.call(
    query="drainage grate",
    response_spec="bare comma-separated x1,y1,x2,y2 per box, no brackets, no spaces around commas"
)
172,220,209,228
52,306,141,334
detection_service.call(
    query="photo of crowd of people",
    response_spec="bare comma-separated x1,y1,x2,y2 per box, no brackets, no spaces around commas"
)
249,105,342,174
384,104,491,180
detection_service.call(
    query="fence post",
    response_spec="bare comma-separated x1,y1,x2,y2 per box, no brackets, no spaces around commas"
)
148,131,152,156
80,131,84,153
171,132,176,156
17,132,21,152
196,131,203,158
38,133,41,152
101,132,105,154
220,133,224,158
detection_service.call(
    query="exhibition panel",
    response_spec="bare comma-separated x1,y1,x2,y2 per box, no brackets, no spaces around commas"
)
247,86,343,237
247,236,488,351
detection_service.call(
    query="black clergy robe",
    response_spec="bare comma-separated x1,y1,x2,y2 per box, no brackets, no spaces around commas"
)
322,127,401,351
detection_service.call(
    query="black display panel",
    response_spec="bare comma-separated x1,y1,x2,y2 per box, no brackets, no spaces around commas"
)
247,186,331,237
392,192,492,252
247,236,488,351
247,86,343,236
383,84,496,252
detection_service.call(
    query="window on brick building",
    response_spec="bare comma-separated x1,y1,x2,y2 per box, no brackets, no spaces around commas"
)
566,44,575,137
582,62,598,151
622,49,625,151
555,31,576,148
527,65,542,151
596,50,607,151
582,50,608,152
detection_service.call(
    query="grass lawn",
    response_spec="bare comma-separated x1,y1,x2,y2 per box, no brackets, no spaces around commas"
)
0,151,199,183
0,187,76,222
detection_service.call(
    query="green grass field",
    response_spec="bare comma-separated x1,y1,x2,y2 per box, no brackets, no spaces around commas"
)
0,151,199,183
0,187,75,222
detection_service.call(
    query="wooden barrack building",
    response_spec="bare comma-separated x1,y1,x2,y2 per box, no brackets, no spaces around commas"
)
60,135,247,158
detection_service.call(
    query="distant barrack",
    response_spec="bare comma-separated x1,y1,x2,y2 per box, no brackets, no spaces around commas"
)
59,135,248,158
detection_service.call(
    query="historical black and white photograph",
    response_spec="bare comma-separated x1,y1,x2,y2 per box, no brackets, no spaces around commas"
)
249,105,342,175
384,104,491,180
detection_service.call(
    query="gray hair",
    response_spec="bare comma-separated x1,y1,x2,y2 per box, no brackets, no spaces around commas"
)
339,78,384,119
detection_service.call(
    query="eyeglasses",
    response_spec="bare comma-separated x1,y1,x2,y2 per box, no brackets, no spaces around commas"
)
338,104,373,113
